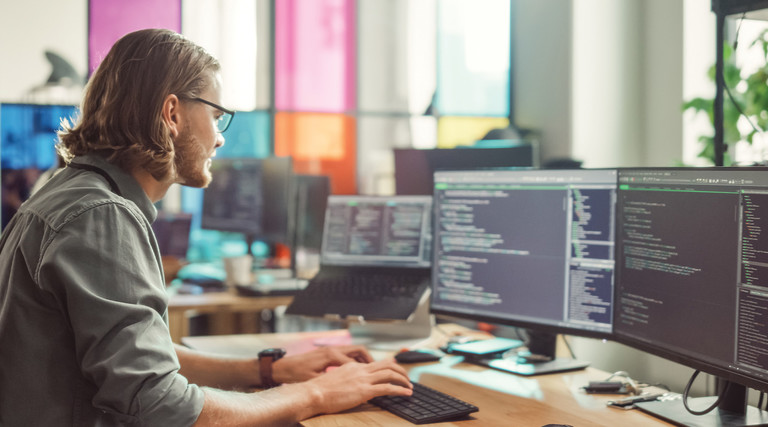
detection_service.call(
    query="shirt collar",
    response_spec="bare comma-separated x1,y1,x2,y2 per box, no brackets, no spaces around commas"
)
70,154,158,223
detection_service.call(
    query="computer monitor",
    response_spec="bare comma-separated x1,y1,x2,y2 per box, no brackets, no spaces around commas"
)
0,103,77,228
614,167,768,426
294,174,331,250
292,174,331,278
201,157,294,252
394,143,538,195
152,212,193,259
431,168,617,374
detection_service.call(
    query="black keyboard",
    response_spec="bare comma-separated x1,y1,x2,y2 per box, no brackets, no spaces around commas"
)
305,274,424,300
369,382,478,424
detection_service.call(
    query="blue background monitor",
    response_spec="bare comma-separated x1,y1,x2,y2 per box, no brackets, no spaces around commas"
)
1,103,77,228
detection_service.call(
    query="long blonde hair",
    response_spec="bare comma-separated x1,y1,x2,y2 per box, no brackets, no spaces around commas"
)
58,28,220,182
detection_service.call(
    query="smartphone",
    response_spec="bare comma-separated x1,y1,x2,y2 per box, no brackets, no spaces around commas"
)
449,337,524,357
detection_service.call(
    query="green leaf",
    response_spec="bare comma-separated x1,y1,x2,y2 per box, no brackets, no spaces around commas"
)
723,42,734,62
682,97,712,114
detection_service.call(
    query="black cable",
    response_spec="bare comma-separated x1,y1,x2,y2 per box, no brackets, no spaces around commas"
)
682,370,730,416
758,392,764,411
734,12,747,50
562,335,576,359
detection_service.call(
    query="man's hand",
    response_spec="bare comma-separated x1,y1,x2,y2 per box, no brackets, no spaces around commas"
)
272,345,374,384
302,358,413,415
194,358,413,425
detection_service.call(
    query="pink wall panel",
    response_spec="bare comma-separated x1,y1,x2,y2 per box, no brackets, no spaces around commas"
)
275,0,355,112
89,0,181,73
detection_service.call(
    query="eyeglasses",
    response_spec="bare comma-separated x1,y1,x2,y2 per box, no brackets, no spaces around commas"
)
190,97,235,133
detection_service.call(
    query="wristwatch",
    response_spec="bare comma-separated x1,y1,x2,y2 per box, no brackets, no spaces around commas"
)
258,348,286,388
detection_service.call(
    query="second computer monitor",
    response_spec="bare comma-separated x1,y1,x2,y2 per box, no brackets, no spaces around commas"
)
294,174,331,251
201,157,293,244
430,168,617,338
152,212,193,259
614,168,768,396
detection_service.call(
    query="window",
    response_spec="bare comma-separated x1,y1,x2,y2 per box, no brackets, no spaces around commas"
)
84,0,514,259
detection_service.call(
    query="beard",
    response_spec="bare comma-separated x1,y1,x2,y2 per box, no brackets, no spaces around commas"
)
173,126,213,188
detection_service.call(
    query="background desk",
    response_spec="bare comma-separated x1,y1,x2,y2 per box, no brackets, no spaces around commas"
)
167,291,293,344
182,326,671,426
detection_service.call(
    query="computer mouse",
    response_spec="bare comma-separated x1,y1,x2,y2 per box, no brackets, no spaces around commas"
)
395,350,442,364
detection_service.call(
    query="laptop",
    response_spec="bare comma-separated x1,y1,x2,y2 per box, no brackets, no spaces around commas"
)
286,195,432,321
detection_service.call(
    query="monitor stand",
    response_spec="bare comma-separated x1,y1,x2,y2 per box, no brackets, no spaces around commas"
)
475,330,590,376
314,289,435,351
635,381,768,427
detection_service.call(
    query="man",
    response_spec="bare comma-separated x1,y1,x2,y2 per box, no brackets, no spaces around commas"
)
0,29,412,425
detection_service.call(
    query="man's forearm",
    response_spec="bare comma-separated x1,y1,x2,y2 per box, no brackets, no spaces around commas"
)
175,344,261,390
193,383,321,426
187,355,414,425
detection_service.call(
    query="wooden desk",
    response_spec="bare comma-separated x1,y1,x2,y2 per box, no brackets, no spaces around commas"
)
182,326,671,426
167,291,293,344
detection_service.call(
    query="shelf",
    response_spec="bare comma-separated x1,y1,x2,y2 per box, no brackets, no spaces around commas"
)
713,0,768,18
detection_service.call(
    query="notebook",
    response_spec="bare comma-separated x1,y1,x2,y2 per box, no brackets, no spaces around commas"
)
285,195,432,321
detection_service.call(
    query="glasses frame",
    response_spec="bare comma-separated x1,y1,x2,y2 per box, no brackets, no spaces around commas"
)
189,97,235,133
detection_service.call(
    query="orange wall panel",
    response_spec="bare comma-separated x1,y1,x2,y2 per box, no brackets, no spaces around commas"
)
275,112,357,194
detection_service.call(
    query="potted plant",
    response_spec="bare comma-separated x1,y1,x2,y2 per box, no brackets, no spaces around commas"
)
683,32,768,165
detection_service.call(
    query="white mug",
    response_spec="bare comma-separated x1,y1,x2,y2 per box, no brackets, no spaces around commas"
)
223,254,254,286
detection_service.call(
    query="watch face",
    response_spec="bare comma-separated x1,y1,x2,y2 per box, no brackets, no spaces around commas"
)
260,348,286,359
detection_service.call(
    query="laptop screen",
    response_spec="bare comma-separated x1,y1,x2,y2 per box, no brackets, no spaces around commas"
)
320,195,432,268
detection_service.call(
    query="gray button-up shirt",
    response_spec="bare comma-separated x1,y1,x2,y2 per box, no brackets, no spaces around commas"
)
0,154,204,425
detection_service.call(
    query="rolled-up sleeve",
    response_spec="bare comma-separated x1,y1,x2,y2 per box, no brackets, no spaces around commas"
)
37,200,204,425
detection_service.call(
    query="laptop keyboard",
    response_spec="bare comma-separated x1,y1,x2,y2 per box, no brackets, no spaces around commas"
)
369,382,479,424
305,274,425,300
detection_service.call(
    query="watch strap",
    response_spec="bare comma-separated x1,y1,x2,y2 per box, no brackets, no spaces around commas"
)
258,349,285,388
259,356,278,388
